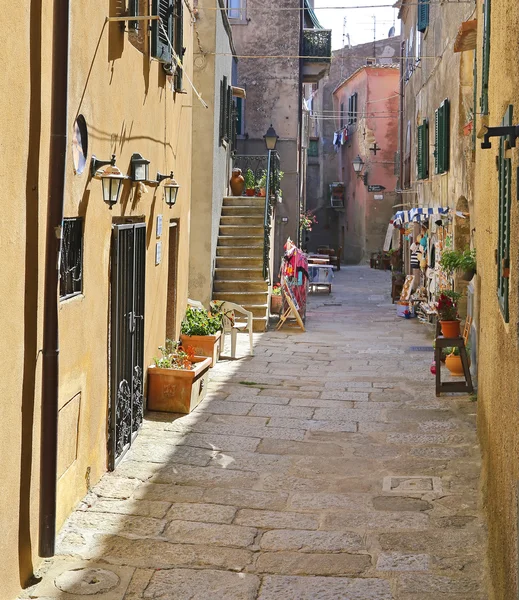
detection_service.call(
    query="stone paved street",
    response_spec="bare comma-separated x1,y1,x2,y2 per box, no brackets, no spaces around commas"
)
26,267,487,599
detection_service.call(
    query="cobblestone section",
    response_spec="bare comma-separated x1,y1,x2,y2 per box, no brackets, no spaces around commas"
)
25,267,487,599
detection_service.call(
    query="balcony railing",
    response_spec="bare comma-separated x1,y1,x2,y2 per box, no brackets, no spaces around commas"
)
302,29,332,63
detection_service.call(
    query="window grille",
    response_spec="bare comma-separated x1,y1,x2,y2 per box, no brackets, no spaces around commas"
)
60,218,83,300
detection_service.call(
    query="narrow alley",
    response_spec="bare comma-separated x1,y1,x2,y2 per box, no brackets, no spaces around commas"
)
26,267,487,600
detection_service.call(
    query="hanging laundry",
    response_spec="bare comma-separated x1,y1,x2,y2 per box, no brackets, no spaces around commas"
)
341,128,349,145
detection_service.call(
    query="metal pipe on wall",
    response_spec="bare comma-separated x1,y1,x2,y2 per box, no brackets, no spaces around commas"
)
39,0,70,558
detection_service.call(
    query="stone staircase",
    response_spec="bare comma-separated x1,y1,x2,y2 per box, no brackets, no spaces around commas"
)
213,196,269,332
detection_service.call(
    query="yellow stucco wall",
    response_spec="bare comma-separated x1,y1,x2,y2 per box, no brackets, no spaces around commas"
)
474,0,519,598
0,2,193,597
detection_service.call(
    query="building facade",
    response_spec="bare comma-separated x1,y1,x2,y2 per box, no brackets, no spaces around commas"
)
332,66,399,263
306,36,401,254
473,0,519,596
0,1,194,596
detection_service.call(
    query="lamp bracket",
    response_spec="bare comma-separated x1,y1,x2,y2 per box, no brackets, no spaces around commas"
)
91,154,116,177
481,125,519,149
156,171,174,183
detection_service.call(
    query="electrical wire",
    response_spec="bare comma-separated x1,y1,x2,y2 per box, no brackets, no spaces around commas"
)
201,1,473,9
209,52,447,60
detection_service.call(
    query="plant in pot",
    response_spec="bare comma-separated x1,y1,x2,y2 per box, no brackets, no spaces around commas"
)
271,283,282,314
180,307,223,367
436,291,462,338
257,170,267,197
147,340,212,413
440,248,476,281
244,169,256,196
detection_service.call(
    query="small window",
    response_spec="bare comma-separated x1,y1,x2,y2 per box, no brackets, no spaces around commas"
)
60,218,83,300
151,0,173,64
308,139,319,157
227,0,246,21
417,0,430,32
348,92,358,124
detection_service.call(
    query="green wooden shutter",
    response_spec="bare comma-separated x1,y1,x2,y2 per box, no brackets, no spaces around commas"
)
417,123,424,179
434,108,439,173
236,97,243,134
151,0,173,63
480,0,491,115
219,78,226,144
441,99,450,172
353,93,358,122
497,105,513,321
226,85,233,142
174,0,184,90
417,0,430,32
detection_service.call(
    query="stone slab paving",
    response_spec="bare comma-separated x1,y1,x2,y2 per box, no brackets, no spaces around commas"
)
22,267,487,599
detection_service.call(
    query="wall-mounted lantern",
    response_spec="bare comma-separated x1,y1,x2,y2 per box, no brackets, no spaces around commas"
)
130,153,151,182
157,171,180,207
91,154,128,209
352,154,365,176
263,125,279,151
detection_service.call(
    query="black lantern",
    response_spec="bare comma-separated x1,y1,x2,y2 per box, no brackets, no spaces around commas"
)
263,124,279,151
352,155,365,175
157,171,180,207
130,153,150,182
90,153,116,178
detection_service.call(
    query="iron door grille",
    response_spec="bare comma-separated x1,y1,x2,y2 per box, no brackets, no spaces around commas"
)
60,218,83,300
110,223,146,469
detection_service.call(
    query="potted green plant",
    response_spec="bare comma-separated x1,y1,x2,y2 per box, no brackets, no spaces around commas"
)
147,340,212,413
180,307,223,367
440,248,476,281
244,169,256,197
257,170,267,197
271,283,282,314
436,291,461,338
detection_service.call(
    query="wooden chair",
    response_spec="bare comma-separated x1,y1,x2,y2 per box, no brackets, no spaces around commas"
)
214,301,254,358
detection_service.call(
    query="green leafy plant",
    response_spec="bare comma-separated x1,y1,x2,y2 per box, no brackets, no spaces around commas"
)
257,170,267,189
439,248,476,275
244,168,255,190
181,307,223,336
271,283,281,296
153,339,195,370
442,289,462,304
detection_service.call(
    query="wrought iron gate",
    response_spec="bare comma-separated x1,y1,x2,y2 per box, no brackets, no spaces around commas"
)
109,223,146,469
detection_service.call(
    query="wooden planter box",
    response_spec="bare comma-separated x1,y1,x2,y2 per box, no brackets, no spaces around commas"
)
180,331,221,367
147,356,212,413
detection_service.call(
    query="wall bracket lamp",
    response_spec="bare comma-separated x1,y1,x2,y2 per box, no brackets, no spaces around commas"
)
352,155,365,176
130,153,150,182
91,154,116,178
91,154,128,209
157,171,180,207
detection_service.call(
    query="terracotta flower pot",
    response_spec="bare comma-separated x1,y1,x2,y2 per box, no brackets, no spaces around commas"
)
440,319,461,338
445,353,469,377
180,331,221,367
147,356,212,413
271,294,282,314
258,188,266,197
245,188,256,197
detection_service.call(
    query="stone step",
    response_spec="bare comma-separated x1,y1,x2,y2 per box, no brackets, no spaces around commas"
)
252,317,268,333
213,290,268,305
221,205,264,217
241,304,270,319
214,267,265,281
213,279,267,293
215,256,263,268
216,246,263,257
223,196,266,207
218,235,263,247
220,215,264,226
219,225,264,237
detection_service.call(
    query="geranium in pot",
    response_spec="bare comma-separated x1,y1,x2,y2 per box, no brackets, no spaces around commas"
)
147,340,211,413
271,283,282,314
180,307,223,367
436,291,461,338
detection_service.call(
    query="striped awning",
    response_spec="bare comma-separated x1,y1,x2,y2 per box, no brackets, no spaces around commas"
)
391,206,449,227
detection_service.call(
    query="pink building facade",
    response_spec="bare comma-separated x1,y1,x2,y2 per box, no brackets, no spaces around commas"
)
333,66,399,263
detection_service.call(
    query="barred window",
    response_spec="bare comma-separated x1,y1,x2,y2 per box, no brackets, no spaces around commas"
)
60,218,83,300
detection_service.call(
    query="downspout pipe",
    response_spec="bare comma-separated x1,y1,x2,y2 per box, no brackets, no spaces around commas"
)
39,0,70,558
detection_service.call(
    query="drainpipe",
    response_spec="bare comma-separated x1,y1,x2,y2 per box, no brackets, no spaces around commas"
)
297,0,304,248
399,40,405,191
39,0,70,558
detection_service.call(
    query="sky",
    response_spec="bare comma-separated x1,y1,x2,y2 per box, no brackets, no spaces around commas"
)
313,0,401,50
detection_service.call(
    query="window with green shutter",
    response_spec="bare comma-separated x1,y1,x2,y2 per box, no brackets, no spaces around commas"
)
480,0,491,115
308,139,319,157
219,76,233,145
173,0,184,90
434,99,450,174
417,119,429,180
497,105,513,321
417,0,430,33
151,0,173,64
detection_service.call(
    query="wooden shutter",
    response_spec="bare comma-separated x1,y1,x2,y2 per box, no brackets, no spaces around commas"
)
129,0,139,30
497,106,512,321
151,0,173,63
417,123,424,179
441,99,450,173
219,77,226,144
353,93,358,123
174,0,184,90
226,85,233,142
340,103,344,127
480,0,491,115
434,108,439,174
417,0,430,32
236,97,243,135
